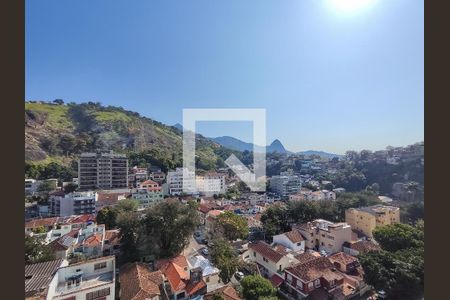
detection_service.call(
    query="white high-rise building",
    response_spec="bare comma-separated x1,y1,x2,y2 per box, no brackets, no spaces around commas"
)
167,167,196,195
49,191,97,216
270,174,302,197
196,173,226,196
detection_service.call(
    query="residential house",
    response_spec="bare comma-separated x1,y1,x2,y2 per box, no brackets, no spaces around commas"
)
342,240,381,257
345,205,400,237
205,210,224,239
188,255,222,292
46,256,116,300
156,255,207,300
150,171,166,184
103,229,121,257
245,241,299,278
132,180,164,210
25,214,96,236
204,285,242,300
282,254,345,300
272,229,306,253
295,219,353,255
119,262,168,300
96,192,130,212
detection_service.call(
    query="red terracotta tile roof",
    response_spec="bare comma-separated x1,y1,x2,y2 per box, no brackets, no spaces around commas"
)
97,193,120,202
328,252,359,267
199,204,213,214
119,262,164,300
104,229,120,245
286,256,343,283
283,229,305,243
204,285,242,300
294,252,320,265
269,274,284,287
349,240,381,254
164,262,187,292
156,255,189,292
185,279,206,296
208,210,223,217
140,180,159,186
25,217,59,229
248,241,285,263
82,233,103,247
65,214,96,224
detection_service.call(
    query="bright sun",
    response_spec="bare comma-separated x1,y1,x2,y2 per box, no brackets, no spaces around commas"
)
328,0,375,13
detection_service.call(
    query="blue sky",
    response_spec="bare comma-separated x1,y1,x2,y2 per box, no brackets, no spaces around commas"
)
25,0,423,154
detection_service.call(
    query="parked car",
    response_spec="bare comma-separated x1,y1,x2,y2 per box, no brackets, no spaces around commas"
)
201,248,209,256
234,271,244,281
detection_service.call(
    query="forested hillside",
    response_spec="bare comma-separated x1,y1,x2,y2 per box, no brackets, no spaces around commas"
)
25,101,238,179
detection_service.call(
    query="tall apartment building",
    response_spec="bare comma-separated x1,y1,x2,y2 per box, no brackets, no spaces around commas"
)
345,205,401,237
196,172,226,196
167,167,196,195
78,152,128,190
295,219,352,255
49,191,97,216
46,256,116,300
270,174,302,197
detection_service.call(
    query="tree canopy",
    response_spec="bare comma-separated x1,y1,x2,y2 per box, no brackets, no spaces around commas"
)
240,275,277,300
359,221,424,300
209,238,239,283
25,235,55,264
215,211,249,241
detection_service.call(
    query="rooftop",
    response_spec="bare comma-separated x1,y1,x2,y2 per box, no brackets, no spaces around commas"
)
119,262,164,300
25,259,66,297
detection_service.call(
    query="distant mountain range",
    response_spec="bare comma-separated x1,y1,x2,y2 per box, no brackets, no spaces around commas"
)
210,135,341,158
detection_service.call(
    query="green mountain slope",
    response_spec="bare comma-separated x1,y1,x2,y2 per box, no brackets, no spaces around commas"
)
25,101,237,173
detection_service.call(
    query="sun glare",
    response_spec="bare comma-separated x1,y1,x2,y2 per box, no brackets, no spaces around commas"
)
328,0,376,13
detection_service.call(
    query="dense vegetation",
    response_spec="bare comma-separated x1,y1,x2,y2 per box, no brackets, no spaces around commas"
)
25,101,241,179
359,222,424,300
97,199,200,264
240,275,277,300
25,235,55,264
209,238,240,283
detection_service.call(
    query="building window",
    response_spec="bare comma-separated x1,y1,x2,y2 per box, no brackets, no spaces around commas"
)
296,280,303,289
86,287,110,300
308,282,313,289
314,279,321,288
287,274,293,283
94,262,107,270
253,251,256,257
